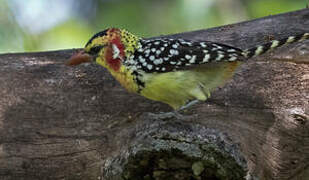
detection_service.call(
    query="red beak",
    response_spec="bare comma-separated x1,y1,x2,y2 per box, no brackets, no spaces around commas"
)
66,50,92,66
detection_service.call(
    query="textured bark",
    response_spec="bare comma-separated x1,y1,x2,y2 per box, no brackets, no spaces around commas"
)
0,9,309,180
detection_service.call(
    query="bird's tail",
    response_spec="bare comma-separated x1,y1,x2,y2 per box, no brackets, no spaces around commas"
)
242,32,309,58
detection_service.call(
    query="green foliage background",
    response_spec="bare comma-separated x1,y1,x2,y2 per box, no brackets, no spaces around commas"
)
0,0,307,53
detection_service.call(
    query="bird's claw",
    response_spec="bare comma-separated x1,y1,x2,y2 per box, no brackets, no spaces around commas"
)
146,111,196,120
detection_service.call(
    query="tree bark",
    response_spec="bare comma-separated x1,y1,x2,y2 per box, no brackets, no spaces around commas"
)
0,9,309,180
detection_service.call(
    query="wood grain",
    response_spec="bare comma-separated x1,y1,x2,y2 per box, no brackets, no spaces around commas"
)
0,9,309,180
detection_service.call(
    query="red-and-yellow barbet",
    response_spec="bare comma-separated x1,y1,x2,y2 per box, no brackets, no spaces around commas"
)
67,28,308,116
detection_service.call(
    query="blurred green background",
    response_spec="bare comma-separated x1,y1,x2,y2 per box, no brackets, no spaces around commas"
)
0,0,307,53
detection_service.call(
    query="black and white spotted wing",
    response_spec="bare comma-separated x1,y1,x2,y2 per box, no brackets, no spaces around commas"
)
124,38,245,73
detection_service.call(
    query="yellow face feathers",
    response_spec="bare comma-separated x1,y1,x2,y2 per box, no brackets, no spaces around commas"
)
82,28,140,72
84,28,140,56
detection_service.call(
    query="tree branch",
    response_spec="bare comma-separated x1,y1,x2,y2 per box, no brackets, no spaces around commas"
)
0,9,309,180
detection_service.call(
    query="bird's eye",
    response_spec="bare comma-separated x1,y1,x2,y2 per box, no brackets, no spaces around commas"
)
89,45,104,55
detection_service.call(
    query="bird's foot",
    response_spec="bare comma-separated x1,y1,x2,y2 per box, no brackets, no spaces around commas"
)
146,111,196,120
178,100,200,112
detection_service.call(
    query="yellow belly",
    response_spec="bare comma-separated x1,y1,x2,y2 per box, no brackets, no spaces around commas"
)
140,62,242,109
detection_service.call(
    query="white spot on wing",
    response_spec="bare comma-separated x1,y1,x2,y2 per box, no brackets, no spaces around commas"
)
227,49,236,52
130,66,137,71
215,54,224,61
229,56,237,61
180,41,192,46
189,55,197,63
172,44,178,48
147,64,153,70
169,49,179,55
213,44,222,49
154,59,163,65
139,56,145,63
129,55,135,60
145,49,150,54
203,54,210,62
200,42,207,47
137,48,143,52
217,50,224,54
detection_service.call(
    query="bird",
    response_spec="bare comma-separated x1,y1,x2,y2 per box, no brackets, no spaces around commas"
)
67,28,308,116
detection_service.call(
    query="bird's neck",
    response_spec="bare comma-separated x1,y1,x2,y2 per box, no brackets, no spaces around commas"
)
119,30,141,58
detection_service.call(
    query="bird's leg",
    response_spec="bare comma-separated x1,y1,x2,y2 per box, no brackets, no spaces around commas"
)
147,111,184,120
178,100,200,112
147,100,200,120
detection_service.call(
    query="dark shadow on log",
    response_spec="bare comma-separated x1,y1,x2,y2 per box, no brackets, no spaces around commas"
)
0,9,309,180
103,119,247,179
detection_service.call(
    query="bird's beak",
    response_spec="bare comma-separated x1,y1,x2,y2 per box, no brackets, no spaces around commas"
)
66,50,92,66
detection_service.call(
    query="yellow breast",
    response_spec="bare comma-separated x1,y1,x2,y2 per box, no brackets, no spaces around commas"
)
109,65,139,93
96,56,139,93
